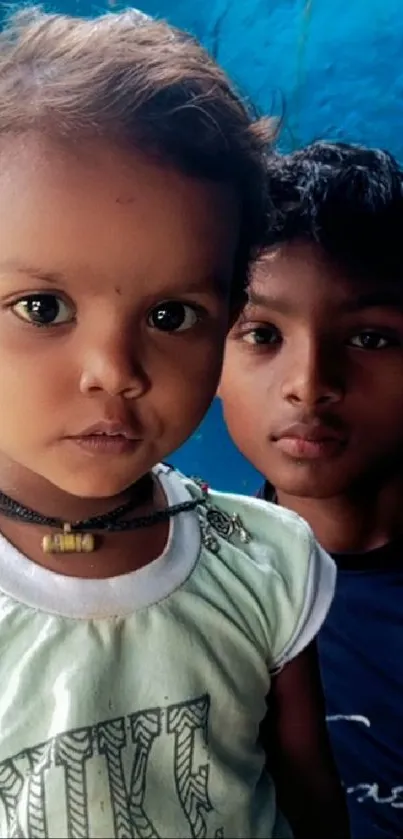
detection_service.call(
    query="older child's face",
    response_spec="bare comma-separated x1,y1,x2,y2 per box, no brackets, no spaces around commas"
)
0,135,238,498
220,241,403,498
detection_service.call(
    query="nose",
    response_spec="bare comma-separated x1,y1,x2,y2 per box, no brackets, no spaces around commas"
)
281,338,344,408
79,334,149,399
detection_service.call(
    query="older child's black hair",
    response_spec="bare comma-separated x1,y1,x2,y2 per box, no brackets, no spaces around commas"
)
264,142,403,282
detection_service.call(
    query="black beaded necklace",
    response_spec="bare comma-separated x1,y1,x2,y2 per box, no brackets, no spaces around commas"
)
0,472,199,555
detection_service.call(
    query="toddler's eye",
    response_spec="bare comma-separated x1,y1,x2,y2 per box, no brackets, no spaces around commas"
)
348,331,395,350
148,301,200,333
242,326,281,346
12,294,74,327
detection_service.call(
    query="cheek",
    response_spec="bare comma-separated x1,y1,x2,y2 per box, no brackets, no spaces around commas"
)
221,349,271,407
152,336,225,415
349,361,403,414
150,353,223,453
354,395,403,438
0,340,73,420
220,377,263,438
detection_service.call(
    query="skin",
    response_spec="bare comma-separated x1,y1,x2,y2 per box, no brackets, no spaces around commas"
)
265,642,349,838
220,241,403,553
0,139,348,836
0,134,238,576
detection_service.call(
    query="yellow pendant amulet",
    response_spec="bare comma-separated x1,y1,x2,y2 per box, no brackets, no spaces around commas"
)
42,524,95,554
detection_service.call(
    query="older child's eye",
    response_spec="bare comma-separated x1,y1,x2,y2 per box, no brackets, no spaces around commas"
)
348,330,397,350
147,301,200,333
11,294,75,327
242,325,281,346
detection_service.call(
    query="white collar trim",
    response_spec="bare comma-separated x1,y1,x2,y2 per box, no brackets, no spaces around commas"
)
0,467,201,619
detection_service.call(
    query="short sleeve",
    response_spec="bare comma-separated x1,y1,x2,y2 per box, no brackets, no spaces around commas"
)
272,538,336,672
176,476,336,679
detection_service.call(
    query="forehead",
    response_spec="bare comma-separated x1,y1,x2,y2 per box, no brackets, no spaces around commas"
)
0,134,239,288
249,241,403,313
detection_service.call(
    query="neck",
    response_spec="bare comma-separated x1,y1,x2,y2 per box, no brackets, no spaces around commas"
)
0,460,154,522
275,473,403,554
0,459,165,578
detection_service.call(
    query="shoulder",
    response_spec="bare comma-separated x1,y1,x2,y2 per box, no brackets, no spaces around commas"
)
209,484,315,553
166,468,336,672
159,463,312,553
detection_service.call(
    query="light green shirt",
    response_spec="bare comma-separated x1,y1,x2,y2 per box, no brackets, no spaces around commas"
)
0,466,335,838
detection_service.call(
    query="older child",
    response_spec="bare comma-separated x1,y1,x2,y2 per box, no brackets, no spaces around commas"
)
220,141,403,839
0,12,347,839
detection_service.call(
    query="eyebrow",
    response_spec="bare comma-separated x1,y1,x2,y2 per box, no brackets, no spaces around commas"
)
248,288,403,315
341,291,403,313
0,261,63,284
246,288,296,315
142,271,230,301
0,261,228,299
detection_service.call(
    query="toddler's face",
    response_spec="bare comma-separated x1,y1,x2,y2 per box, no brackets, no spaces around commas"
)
220,241,403,499
0,134,238,498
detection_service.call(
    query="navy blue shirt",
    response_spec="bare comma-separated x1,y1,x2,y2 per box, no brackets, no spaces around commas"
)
318,542,403,839
259,484,403,839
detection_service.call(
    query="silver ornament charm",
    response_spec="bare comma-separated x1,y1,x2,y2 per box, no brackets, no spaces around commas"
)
206,508,251,544
192,476,251,551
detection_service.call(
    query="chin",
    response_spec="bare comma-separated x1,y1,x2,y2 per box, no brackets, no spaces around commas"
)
267,462,352,501
278,480,342,500
43,445,157,499
51,470,140,500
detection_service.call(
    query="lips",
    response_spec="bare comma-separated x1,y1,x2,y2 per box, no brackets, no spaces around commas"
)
74,421,139,440
66,421,142,455
272,422,346,460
